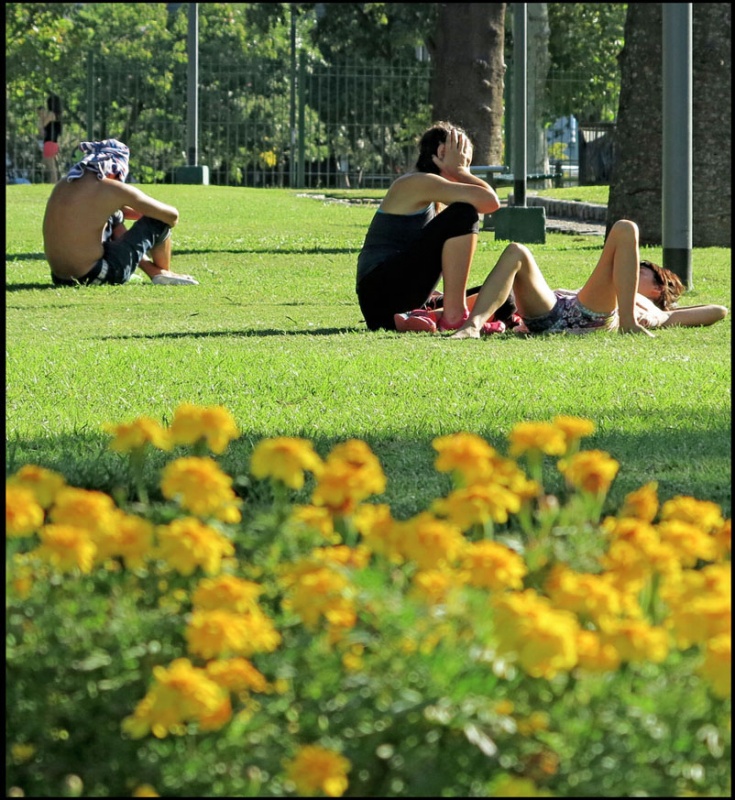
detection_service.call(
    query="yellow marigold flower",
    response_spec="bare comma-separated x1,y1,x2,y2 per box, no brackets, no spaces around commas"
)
132,785,160,797
342,644,365,672
598,617,669,663
33,524,97,574
192,575,263,613
290,504,336,540
544,565,639,623
656,519,718,567
551,415,595,448
432,432,498,485
493,589,579,678
659,563,731,648
7,464,66,508
575,629,621,673
310,544,371,570
353,503,404,563
401,512,465,570
6,484,45,537
168,403,240,454
251,437,323,490
285,745,351,798
620,482,659,522
9,557,35,600
312,440,386,515
122,658,230,739
94,510,154,568
280,561,356,632
185,608,281,659
599,539,651,594
460,540,527,591
433,482,522,530
205,658,269,693
10,743,37,764
508,421,567,458
558,450,619,495
713,518,731,561
494,699,514,716
104,416,171,453
156,517,235,576
49,487,118,539
161,457,242,522
699,633,731,699
410,568,465,605
660,496,724,534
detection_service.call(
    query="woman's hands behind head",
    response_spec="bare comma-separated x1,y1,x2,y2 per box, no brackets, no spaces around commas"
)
432,128,473,181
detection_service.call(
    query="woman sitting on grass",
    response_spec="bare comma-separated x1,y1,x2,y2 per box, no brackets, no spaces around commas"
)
356,121,502,332
449,219,728,338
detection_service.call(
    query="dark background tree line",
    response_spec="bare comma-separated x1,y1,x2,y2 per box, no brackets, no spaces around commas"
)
5,3,730,245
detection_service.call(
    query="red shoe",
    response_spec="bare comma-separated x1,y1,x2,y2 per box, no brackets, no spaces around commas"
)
481,320,506,335
438,309,470,332
394,312,437,333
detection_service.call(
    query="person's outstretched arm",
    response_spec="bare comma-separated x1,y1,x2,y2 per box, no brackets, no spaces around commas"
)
635,294,729,328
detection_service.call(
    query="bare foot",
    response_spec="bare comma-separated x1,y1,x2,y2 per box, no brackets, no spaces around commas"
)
450,326,481,340
619,323,655,337
150,270,199,286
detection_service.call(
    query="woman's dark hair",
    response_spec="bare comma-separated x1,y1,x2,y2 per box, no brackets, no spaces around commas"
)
640,260,684,310
47,93,62,119
415,121,468,174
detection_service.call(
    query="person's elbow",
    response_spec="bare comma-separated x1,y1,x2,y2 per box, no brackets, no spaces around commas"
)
477,194,501,215
166,208,180,227
712,305,729,323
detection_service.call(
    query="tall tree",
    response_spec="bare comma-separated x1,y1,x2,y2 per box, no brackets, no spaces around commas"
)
608,3,731,247
427,3,506,165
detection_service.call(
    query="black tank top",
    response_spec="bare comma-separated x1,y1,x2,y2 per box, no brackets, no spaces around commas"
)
356,204,435,286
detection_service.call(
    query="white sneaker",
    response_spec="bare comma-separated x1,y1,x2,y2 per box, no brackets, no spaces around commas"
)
151,273,199,286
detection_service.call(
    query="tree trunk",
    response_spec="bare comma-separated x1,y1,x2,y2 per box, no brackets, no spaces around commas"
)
428,3,506,165
607,4,731,246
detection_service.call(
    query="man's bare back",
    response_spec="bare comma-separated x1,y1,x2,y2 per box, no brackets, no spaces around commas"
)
43,171,180,278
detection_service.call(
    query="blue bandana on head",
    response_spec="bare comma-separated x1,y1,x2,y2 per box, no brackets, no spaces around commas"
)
66,138,130,183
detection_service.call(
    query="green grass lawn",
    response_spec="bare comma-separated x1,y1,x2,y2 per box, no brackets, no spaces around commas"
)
5,184,731,516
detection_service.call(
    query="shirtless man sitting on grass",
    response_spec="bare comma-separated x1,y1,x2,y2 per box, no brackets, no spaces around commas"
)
43,138,198,287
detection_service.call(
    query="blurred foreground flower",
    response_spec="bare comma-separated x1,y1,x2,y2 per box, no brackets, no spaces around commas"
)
168,403,240,454
285,744,351,797
251,437,323,490
161,456,242,522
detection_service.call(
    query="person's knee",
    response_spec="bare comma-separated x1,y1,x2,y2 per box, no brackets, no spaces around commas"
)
505,242,532,263
611,219,639,242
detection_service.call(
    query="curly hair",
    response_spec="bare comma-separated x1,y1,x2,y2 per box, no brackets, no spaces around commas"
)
415,121,469,174
640,260,685,310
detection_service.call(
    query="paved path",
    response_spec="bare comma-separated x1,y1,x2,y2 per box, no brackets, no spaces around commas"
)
300,192,607,236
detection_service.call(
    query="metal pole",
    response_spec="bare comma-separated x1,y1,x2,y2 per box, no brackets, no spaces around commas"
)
662,4,692,288
290,5,296,187
187,3,199,166
512,3,527,207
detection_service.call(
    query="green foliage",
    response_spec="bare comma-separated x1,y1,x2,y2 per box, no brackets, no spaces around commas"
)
546,3,627,122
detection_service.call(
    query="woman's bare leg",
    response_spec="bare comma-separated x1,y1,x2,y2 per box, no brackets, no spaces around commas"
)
576,219,652,335
439,233,476,326
452,243,557,338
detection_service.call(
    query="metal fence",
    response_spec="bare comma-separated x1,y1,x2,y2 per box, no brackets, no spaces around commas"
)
6,54,608,187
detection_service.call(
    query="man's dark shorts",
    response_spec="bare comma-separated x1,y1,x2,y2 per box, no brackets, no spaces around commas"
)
51,214,171,286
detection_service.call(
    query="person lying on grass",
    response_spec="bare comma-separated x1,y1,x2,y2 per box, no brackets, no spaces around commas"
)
43,138,198,287
355,121,502,332
445,219,728,338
